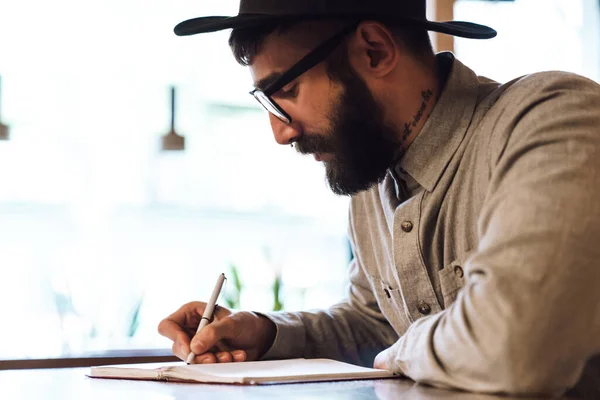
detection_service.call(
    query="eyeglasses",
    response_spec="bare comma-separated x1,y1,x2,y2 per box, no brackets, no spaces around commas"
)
249,22,359,124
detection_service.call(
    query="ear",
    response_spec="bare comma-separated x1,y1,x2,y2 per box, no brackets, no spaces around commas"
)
348,21,399,79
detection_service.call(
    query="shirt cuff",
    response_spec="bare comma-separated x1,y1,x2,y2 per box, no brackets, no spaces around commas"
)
385,314,441,377
254,311,306,360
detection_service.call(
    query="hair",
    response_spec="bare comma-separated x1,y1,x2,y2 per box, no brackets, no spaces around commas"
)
228,19,434,79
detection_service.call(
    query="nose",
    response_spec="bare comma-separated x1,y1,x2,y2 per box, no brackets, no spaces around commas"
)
269,113,301,145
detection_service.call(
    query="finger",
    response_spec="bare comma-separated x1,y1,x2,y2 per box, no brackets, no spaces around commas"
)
170,331,192,360
172,342,186,361
157,318,187,343
190,318,238,355
232,350,247,362
158,303,203,341
215,352,233,363
208,305,232,322
194,353,217,364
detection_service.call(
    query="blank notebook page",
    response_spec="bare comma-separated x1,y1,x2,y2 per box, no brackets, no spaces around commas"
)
173,358,390,379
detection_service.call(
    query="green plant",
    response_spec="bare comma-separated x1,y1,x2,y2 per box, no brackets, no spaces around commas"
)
127,296,144,338
224,264,243,309
263,246,284,311
224,255,285,312
272,272,283,311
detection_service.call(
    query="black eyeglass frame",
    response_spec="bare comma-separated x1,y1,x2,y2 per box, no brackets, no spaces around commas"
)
249,22,360,124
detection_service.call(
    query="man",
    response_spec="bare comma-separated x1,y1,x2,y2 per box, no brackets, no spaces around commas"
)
158,0,600,396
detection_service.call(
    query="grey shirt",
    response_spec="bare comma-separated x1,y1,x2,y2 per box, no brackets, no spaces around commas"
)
261,53,600,397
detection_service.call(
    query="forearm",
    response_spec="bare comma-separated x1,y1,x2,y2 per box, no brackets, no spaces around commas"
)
260,300,398,366
386,270,600,395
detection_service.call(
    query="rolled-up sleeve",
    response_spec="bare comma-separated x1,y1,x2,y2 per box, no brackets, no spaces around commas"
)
386,74,600,395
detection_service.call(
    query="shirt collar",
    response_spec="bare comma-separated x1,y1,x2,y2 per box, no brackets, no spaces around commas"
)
391,52,481,192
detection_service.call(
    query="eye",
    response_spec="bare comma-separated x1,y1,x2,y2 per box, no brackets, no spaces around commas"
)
277,83,298,99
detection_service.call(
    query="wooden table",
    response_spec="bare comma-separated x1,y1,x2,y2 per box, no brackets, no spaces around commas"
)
0,367,564,400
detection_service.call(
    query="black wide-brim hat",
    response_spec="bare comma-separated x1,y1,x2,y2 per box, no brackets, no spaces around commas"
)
174,0,497,39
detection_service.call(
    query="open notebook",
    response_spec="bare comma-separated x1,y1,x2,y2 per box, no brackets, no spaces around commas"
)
88,358,396,385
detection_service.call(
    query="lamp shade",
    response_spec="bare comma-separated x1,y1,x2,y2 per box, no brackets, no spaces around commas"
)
161,86,185,151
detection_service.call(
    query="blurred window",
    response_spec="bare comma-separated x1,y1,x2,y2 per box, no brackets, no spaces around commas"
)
0,0,350,359
454,0,600,83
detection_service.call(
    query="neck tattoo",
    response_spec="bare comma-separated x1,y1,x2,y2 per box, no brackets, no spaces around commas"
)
401,88,434,143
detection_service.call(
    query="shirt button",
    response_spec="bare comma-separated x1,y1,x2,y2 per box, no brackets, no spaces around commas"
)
454,266,464,278
417,301,431,315
401,221,413,232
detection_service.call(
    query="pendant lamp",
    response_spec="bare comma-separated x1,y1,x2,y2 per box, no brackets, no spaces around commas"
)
0,76,9,141
161,86,185,151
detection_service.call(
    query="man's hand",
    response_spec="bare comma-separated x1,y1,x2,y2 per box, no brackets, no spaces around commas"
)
374,348,390,370
158,302,277,364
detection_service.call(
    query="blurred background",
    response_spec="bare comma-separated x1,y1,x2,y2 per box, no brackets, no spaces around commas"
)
0,0,598,361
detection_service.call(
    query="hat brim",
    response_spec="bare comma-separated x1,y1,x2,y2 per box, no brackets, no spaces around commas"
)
174,14,497,40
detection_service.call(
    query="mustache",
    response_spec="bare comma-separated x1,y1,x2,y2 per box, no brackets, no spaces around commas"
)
295,133,336,155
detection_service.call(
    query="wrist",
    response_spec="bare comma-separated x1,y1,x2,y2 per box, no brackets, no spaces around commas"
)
256,313,277,358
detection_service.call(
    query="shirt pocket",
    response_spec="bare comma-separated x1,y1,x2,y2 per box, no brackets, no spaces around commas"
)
438,258,466,308
365,272,413,336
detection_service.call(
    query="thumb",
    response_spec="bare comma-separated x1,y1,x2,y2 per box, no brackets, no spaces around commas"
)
190,317,237,355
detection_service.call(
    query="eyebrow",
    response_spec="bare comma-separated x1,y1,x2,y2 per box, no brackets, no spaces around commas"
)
253,72,283,92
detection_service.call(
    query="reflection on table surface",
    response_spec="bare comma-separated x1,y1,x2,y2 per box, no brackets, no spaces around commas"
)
1,367,569,400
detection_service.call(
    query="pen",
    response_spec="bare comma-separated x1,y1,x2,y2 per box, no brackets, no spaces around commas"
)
186,272,226,364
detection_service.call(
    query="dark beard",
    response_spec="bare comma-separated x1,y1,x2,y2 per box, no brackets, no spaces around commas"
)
295,73,400,196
